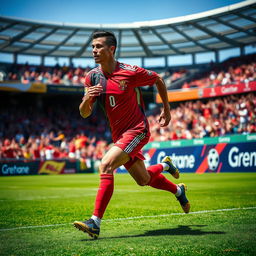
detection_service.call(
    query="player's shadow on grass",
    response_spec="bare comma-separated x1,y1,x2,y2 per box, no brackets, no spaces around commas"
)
138,225,225,237
81,225,225,241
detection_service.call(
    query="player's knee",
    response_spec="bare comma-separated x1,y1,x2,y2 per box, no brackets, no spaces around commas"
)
136,181,147,186
99,161,114,174
136,177,150,186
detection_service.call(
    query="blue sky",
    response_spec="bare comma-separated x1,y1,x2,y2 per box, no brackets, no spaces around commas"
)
0,0,244,24
0,0,253,67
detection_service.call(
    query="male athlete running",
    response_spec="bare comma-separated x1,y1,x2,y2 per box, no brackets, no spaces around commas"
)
74,31,190,239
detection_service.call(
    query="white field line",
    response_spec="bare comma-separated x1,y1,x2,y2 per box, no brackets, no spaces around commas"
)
104,206,256,222
0,190,145,201
0,206,255,232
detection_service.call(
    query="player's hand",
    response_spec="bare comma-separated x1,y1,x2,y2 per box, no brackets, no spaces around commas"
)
87,84,103,98
158,109,171,127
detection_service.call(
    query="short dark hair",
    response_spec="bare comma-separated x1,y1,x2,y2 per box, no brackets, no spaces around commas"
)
91,30,117,54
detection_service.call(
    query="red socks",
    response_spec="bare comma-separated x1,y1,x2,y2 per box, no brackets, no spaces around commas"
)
93,174,114,219
147,164,164,183
147,164,177,194
92,165,177,219
149,173,177,194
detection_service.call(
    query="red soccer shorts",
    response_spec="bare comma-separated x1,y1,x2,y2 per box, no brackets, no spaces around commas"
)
114,129,150,170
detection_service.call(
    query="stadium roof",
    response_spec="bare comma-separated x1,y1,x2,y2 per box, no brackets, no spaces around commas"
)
0,0,255,59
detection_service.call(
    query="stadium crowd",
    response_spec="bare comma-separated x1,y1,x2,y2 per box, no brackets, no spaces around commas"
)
0,54,255,161
149,93,255,141
0,93,255,161
1,62,187,87
2,63,91,86
1,54,255,89
182,54,256,88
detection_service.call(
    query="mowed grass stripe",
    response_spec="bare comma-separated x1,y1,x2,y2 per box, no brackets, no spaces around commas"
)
1,206,255,232
0,173,255,256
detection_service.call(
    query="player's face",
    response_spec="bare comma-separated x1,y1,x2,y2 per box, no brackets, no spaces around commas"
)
92,37,114,64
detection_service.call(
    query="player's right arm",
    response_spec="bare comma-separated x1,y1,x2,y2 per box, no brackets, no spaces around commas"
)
79,84,103,118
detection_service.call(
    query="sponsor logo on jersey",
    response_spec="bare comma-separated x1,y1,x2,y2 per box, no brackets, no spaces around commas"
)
119,80,128,90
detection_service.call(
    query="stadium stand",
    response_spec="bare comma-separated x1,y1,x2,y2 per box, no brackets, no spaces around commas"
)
0,88,255,161
0,91,110,161
0,63,91,86
0,0,255,163
149,92,255,141
182,54,256,89
1,53,255,90
0,62,189,88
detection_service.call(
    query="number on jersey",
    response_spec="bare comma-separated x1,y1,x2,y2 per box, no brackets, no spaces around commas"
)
109,95,116,107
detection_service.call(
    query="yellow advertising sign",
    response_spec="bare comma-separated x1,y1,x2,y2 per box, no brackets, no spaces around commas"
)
39,161,65,175
0,82,46,93
28,83,47,93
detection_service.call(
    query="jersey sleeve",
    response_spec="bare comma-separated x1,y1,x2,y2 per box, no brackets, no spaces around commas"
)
134,66,158,87
82,72,96,102
84,72,93,88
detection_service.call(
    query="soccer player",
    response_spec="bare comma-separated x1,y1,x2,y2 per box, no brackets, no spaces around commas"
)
74,31,190,239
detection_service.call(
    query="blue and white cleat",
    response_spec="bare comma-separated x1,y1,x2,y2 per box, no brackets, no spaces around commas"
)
176,183,190,213
162,156,180,179
73,218,100,239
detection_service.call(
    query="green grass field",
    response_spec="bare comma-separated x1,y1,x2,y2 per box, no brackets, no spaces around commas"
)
0,173,255,256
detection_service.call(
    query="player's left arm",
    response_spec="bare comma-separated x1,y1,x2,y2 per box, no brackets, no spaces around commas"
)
155,75,171,127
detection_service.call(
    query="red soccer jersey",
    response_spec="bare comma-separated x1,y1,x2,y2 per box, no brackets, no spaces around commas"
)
84,62,158,141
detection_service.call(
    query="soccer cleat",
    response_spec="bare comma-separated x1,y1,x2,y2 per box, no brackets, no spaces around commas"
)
162,156,180,179
176,183,190,213
73,218,100,239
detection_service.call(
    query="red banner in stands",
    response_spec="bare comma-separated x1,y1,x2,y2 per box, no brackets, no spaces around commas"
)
200,81,256,98
157,81,256,103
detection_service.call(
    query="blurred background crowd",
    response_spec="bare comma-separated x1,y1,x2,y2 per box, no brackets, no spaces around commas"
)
0,92,255,161
0,54,255,161
182,54,256,89
1,54,255,89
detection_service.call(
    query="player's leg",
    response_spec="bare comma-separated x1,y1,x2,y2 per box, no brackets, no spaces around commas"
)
127,159,190,213
128,159,176,192
126,157,175,187
126,158,151,185
74,146,130,239
92,146,129,219
118,128,190,213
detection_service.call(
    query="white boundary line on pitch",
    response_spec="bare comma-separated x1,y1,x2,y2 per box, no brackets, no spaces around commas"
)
103,206,256,222
0,206,255,232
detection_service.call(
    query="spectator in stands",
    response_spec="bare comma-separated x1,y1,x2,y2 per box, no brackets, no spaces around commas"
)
0,91,255,160
182,54,256,89
0,70,6,81
21,71,31,84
